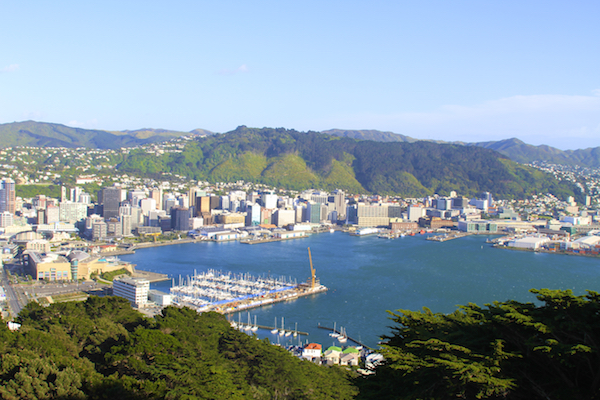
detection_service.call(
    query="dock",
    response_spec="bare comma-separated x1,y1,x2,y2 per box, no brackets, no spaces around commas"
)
240,235,309,245
170,268,327,315
233,322,309,336
426,232,472,242
210,285,327,314
132,269,170,283
317,325,371,349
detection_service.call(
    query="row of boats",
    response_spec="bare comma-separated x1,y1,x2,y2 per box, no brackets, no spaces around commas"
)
328,322,349,343
171,269,297,307
231,314,299,337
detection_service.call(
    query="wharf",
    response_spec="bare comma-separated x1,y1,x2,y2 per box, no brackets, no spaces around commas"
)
133,269,170,283
197,285,328,315
317,325,371,349
241,235,309,245
427,232,472,242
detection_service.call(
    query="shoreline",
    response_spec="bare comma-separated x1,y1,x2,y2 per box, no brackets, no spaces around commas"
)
494,245,600,258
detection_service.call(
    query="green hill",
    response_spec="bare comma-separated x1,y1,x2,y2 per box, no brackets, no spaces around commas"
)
1,296,356,399
118,126,581,201
0,121,214,149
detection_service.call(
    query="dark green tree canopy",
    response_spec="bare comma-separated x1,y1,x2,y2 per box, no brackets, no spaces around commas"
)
359,289,600,400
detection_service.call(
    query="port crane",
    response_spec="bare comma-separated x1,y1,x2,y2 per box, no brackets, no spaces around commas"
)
308,247,316,289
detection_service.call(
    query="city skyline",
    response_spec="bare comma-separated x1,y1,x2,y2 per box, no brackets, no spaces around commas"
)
1,1,599,150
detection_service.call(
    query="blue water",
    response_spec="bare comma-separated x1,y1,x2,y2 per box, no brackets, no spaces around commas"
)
119,233,600,348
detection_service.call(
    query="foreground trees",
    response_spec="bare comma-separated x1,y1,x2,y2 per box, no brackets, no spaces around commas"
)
3,289,600,399
359,289,600,399
1,297,357,399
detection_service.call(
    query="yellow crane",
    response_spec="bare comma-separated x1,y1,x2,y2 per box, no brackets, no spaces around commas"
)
308,247,316,289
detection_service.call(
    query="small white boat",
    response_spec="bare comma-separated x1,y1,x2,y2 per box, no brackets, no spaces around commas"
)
279,317,285,336
338,327,348,343
329,322,340,338
244,313,252,331
270,317,278,334
251,315,258,332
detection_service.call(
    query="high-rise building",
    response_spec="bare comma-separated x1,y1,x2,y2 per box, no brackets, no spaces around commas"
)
328,190,346,220
70,187,82,203
46,205,60,224
101,187,122,220
150,189,162,210
0,178,16,214
92,221,107,240
0,211,14,228
170,207,190,231
59,202,88,223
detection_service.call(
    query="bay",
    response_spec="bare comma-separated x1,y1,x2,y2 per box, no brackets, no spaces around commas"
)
119,232,600,348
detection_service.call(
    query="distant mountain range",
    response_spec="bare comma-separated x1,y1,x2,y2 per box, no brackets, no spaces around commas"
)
0,121,214,149
0,121,598,168
323,129,600,168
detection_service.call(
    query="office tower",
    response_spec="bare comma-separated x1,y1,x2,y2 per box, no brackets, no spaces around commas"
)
101,187,122,220
0,178,16,214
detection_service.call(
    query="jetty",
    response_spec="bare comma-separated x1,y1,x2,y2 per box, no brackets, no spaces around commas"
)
232,321,309,336
426,232,472,242
317,325,371,349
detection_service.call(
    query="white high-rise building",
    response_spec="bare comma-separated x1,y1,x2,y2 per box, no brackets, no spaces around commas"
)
140,198,157,215
113,277,149,307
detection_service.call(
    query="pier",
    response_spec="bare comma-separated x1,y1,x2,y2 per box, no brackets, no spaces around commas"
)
240,235,309,245
317,325,371,349
232,321,309,336
170,269,327,314
426,232,472,242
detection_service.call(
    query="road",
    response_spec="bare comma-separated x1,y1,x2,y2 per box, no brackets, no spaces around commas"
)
1,265,26,318
1,262,105,319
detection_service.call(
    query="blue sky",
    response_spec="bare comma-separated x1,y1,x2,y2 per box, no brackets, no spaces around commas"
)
1,1,599,150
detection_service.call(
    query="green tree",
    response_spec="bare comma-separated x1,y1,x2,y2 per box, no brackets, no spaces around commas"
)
359,289,600,399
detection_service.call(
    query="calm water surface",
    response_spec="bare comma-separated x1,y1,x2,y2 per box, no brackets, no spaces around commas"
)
119,233,600,348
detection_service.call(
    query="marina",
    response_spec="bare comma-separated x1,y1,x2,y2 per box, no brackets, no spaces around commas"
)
170,247,327,314
120,233,600,348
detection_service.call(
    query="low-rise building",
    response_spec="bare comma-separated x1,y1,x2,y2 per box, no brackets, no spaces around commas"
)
26,251,72,281
508,236,550,250
302,343,322,362
113,277,150,308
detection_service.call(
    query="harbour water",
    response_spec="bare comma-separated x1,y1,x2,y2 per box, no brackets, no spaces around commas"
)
120,232,600,348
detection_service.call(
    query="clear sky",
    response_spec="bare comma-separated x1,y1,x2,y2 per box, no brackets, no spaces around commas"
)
1,1,599,150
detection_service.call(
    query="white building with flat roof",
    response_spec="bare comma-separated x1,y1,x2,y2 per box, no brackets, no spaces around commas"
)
508,236,550,250
113,277,150,307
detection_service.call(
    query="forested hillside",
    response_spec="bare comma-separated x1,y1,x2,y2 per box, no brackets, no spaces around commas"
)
471,138,600,168
118,126,582,201
321,129,600,168
1,297,356,399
